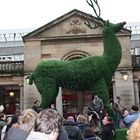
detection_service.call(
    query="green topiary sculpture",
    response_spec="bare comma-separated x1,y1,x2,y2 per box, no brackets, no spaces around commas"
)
29,0,126,117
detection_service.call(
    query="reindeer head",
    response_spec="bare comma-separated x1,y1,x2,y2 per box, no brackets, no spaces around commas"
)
102,21,126,35
85,0,126,33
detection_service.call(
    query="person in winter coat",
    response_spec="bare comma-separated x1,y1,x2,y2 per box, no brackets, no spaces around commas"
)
1,116,12,140
113,96,123,128
101,115,115,140
92,96,104,112
4,109,38,140
0,113,7,140
3,109,21,135
5,115,18,134
77,114,88,133
88,111,101,136
57,127,69,140
83,127,101,140
32,100,41,113
123,105,139,129
2,115,19,140
63,116,82,140
27,109,63,140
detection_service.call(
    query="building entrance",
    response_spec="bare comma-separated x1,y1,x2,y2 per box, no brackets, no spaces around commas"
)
0,85,20,114
62,84,113,119
62,89,93,118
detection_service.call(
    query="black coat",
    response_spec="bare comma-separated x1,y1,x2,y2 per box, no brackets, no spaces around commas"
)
64,121,82,140
58,127,69,140
101,123,115,140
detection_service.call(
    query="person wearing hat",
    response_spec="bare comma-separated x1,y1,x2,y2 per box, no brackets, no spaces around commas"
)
113,96,123,128
123,105,139,129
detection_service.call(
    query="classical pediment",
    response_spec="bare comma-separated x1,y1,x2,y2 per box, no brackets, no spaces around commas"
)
23,9,131,41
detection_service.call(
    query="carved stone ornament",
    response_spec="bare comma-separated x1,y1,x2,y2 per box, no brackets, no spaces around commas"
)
65,19,87,34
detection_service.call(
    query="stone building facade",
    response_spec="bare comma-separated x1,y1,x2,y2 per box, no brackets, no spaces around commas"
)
23,9,139,115
0,9,139,116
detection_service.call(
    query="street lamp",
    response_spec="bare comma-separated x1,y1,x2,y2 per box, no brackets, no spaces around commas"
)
120,71,129,81
9,91,14,97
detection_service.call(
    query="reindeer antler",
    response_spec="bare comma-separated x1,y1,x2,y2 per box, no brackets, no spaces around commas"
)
84,17,100,29
85,0,105,29
86,0,101,18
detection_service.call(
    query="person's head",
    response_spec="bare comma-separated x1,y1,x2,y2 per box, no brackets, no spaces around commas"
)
0,113,6,121
116,96,121,102
67,116,75,122
83,127,95,138
34,100,40,106
94,95,99,100
131,105,139,112
127,117,140,140
102,115,113,126
50,103,55,109
35,109,63,140
15,109,20,116
77,114,87,124
123,107,126,111
18,109,38,132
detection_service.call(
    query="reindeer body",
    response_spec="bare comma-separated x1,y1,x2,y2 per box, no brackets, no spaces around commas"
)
34,56,109,90
29,0,126,117
29,22,125,113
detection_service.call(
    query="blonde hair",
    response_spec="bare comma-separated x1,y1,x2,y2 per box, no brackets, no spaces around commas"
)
77,114,88,123
127,117,140,140
18,109,38,132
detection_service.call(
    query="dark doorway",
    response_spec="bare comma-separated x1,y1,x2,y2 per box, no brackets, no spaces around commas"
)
0,85,20,115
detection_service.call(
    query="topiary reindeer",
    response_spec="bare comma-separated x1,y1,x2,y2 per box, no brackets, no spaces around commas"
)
29,0,126,117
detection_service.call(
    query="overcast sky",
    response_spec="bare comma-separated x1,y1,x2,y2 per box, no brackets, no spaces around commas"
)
0,0,140,30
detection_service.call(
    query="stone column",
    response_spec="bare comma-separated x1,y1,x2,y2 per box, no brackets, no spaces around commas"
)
56,87,63,116
114,70,135,109
134,80,139,107
19,85,24,111
78,91,83,114
112,81,116,101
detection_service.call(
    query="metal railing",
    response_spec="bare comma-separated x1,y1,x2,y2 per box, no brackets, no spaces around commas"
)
0,61,24,74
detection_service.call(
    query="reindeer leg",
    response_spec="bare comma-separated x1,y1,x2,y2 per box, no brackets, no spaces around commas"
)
91,78,114,119
34,76,58,109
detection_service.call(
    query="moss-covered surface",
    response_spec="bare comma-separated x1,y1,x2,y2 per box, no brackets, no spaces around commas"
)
115,128,128,140
29,21,125,119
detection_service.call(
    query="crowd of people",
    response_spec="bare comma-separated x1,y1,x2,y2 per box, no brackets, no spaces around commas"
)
0,95,140,140
0,108,114,140
112,96,139,130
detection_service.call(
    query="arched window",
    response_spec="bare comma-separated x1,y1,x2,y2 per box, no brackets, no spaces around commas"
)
61,50,90,61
